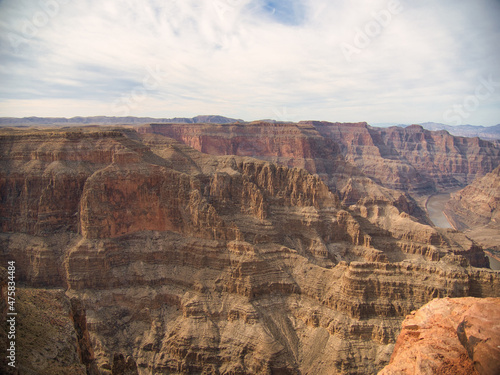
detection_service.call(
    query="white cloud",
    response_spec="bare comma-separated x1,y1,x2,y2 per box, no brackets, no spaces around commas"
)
0,0,499,125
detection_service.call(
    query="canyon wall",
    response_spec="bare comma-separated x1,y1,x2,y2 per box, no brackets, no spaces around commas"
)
1,127,499,374
311,122,499,191
138,122,430,225
138,122,343,178
444,165,500,256
445,165,500,231
139,121,500,193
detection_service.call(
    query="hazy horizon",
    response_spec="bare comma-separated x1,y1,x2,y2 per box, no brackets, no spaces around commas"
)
1,114,500,129
1,0,499,125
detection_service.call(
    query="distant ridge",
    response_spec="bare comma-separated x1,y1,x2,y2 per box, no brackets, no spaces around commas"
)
371,122,500,140
0,115,244,126
417,122,500,140
386,122,500,140
2,116,499,141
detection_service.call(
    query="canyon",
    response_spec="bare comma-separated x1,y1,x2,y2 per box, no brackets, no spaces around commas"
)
445,165,500,264
0,121,499,374
445,165,500,234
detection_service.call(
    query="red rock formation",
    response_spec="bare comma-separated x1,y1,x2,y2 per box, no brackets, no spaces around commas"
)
310,122,500,191
378,297,500,375
138,121,500,192
443,165,500,257
138,121,500,242
0,129,148,234
139,121,343,177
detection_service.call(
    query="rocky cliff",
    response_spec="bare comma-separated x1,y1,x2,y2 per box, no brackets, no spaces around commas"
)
306,122,500,192
445,165,500,231
138,122,432,228
139,121,500,193
444,165,500,261
378,297,500,375
139,122,342,177
1,126,499,374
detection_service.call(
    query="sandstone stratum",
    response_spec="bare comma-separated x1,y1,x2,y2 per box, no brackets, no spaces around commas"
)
139,121,500,193
1,123,499,374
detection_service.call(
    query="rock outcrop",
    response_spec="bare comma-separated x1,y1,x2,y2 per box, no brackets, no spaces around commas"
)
378,297,500,375
139,121,344,179
70,298,100,375
1,126,499,374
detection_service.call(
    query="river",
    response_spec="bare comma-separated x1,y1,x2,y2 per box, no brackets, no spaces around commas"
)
426,191,500,270
488,254,500,270
426,193,453,229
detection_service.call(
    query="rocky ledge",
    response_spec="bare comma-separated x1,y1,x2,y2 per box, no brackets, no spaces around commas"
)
379,297,500,375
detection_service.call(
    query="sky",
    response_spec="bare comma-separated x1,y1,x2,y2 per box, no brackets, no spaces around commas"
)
0,0,499,125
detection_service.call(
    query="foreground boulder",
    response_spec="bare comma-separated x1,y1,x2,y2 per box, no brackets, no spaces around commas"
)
379,297,500,375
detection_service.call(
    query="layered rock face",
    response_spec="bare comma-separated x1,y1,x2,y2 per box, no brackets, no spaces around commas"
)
138,122,431,224
138,122,343,178
1,127,499,374
444,165,500,256
140,121,500,193
0,129,149,235
306,122,500,191
378,297,500,375
445,165,500,231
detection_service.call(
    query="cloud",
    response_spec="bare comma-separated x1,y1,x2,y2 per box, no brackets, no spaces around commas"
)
0,0,499,125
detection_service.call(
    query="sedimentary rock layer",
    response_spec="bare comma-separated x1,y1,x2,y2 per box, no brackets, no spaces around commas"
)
310,122,500,191
445,165,500,231
140,121,500,193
